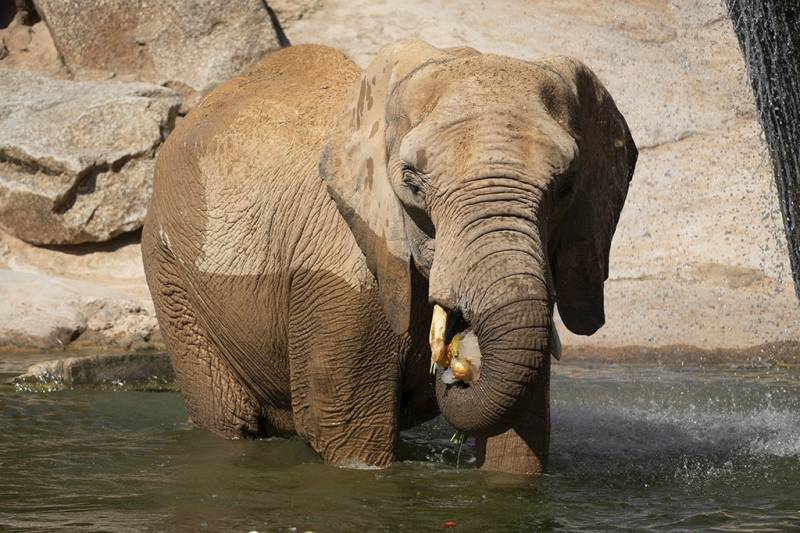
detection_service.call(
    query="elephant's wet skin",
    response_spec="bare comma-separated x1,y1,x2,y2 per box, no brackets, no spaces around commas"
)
143,41,636,476
145,224,438,464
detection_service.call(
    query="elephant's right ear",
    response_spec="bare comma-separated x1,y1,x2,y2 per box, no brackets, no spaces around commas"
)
320,40,451,335
540,57,638,336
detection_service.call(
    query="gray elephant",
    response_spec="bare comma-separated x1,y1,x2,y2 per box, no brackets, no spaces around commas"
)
142,40,637,475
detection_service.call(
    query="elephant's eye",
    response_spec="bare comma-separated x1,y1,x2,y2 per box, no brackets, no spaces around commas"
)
402,167,423,196
557,171,576,200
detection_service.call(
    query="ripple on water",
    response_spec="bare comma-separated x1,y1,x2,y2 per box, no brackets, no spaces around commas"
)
0,362,798,531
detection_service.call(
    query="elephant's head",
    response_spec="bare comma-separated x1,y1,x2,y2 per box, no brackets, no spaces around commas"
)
320,40,637,436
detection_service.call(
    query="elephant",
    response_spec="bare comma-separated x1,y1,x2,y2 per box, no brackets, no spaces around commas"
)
142,40,637,476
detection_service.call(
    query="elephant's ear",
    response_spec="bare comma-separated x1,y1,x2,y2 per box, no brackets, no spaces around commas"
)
542,57,638,335
320,40,452,335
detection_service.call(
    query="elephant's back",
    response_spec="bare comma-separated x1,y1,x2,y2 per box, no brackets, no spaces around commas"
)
185,44,361,158
150,44,361,276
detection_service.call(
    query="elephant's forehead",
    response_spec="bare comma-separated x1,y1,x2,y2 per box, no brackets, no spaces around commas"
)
398,101,575,179
405,55,577,127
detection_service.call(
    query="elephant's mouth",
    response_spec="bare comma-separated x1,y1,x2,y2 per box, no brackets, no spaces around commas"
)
429,304,483,385
429,302,562,386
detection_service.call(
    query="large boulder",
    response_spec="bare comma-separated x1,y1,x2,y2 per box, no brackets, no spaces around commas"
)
0,69,179,245
0,269,161,352
33,0,320,94
0,229,159,353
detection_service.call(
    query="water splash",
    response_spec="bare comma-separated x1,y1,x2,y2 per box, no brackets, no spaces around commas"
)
549,364,800,487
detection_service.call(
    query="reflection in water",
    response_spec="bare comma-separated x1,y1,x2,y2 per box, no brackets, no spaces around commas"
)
0,361,798,531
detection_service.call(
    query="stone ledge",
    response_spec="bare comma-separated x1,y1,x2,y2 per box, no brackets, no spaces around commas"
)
561,340,800,367
11,352,174,389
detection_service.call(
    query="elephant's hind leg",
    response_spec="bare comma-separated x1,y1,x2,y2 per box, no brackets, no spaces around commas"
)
143,224,265,439
168,321,266,439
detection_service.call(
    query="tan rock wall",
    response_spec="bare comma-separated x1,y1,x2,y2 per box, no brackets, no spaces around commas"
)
0,69,180,245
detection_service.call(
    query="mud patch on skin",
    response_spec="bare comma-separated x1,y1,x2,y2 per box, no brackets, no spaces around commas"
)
365,157,374,189
415,148,428,170
365,81,373,111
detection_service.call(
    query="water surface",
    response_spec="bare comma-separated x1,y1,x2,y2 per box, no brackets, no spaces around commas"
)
1,356,798,531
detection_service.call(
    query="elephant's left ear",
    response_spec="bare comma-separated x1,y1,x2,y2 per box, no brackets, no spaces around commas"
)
320,40,453,335
541,57,638,335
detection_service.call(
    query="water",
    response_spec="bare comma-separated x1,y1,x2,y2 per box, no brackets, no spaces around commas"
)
1,357,799,532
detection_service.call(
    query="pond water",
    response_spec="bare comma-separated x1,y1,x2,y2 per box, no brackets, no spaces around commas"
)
1,356,799,532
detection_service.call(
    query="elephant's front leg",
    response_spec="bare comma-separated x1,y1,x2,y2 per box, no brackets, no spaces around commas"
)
475,356,550,475
288,271,402,467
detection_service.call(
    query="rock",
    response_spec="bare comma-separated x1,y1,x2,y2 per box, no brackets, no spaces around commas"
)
0,69,179,245
12,352,174,387
33,0,319,94
0,269,161,352
0,228,147,285
668,0,727,27
270,0,321,24
0,20,65,78
0,229,159,353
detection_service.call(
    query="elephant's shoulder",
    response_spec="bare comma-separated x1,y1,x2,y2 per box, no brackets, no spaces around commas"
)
194,45,359,133
151,45,363,277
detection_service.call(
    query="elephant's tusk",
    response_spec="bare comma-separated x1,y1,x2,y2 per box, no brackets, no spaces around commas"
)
550,324,561,360
429,305,483,382
429,304,450,374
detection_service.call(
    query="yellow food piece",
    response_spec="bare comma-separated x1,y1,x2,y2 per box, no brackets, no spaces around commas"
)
448,334,460,359
447,331,481,382
451,358,472,382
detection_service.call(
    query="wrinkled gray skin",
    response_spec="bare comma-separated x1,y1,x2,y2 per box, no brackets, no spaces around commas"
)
142,41,637,475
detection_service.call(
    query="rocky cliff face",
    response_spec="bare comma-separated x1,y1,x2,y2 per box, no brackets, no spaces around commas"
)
0,0,796,356
32,0,318,99
0,70,179,245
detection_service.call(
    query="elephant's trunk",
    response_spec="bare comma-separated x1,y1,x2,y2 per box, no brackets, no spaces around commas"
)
430,205,551,436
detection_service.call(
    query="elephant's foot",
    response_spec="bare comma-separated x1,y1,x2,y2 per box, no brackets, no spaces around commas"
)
474,363,550,475
475,421,548,475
